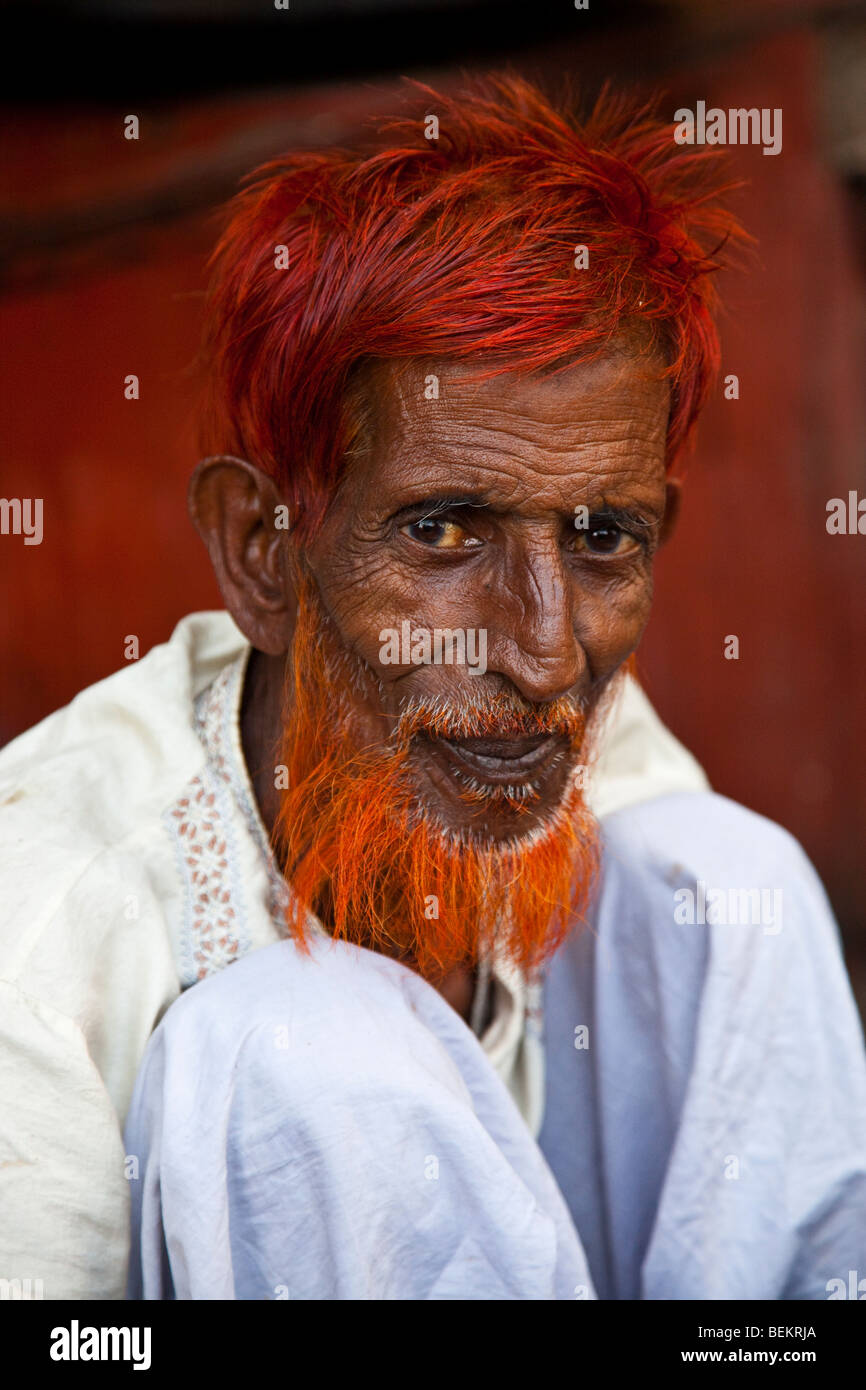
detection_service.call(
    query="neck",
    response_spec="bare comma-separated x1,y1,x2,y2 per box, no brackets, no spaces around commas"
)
239,646,287,839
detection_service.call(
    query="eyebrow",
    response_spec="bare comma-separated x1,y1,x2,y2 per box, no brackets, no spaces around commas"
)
587,505,659,536
388,494,660,533
388,494,493,526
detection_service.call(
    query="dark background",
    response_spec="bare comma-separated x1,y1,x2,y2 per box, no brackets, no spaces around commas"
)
1,0,865,1015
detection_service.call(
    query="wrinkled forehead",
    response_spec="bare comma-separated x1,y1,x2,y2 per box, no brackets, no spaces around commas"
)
340,347,671,510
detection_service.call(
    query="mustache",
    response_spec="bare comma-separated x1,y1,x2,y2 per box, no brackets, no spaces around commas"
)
393,688,587,747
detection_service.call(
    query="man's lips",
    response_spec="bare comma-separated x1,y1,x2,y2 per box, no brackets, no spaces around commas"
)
425,731,568,784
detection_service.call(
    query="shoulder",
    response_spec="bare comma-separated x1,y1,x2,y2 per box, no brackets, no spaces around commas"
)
0,612,244,935
594,791,852,1005
0,613,247,1102
0,612,243,847
600,789,817,889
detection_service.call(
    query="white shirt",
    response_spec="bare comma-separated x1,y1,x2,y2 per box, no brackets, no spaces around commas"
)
0,609,718,1299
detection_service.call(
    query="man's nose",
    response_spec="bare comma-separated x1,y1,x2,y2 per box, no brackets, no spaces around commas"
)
483,542,586,704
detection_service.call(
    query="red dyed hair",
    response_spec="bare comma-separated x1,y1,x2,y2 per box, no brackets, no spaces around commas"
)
199,73,745,541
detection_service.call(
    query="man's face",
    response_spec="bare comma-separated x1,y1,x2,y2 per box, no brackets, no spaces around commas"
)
303,349,671,844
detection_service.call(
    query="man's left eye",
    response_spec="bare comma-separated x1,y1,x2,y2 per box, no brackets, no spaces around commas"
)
402,517,472,549
572,525,639,557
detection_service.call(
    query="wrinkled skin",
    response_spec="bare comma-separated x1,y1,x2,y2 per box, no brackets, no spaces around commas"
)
190,350,679,1019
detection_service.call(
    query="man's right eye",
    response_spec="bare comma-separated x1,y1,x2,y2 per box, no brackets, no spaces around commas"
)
402,517,474,549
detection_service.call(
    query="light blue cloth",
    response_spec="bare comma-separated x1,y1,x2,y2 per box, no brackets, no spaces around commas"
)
539,792,866,1299
124,792,866,1300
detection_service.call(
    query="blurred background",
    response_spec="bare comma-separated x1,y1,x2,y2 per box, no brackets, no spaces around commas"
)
1,0,864,1017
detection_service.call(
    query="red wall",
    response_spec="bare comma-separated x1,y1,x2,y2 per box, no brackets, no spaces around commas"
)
638,31,866,970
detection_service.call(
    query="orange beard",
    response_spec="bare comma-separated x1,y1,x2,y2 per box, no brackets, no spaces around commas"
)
272,572,607,985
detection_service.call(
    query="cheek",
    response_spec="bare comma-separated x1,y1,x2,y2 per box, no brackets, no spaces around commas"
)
574,569,654,678
306,543,428,678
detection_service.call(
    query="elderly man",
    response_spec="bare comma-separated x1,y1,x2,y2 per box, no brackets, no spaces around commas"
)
2,76,865,1302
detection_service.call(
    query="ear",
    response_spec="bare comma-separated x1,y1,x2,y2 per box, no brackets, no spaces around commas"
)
658,476,682,548
188,455,295,655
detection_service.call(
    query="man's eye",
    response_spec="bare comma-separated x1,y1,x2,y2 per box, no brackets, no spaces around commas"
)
573,525,639,557
402,517,472,549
